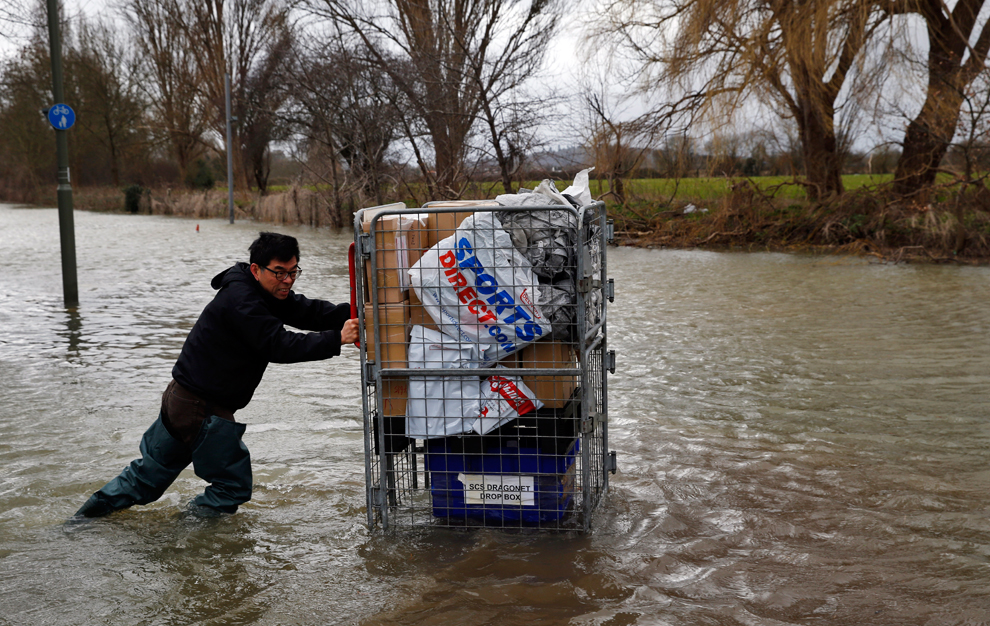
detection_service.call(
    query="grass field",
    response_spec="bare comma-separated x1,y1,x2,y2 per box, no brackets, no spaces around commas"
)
590,174,899,201
271,174,918,202
255,172,984,205
61,171,990,262
266,174,898,203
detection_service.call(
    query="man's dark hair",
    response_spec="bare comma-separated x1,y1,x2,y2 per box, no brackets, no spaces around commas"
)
249,232,300,267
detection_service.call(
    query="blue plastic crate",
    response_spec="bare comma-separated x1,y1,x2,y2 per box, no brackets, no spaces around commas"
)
426,436,579,523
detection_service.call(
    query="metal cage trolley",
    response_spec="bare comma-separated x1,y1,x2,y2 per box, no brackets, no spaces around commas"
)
354,201,616,531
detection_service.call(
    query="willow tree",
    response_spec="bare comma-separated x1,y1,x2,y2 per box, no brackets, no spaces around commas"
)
892,0,990,195
306,0,560,200
596,0,888,200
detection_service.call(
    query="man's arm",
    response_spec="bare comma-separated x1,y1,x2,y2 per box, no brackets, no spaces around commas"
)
282,292,352,332
232,296,356,364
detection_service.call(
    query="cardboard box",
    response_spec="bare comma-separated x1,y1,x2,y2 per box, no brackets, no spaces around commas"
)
373,377,410,454
519,340,578,409
424,211,476,248
363,302,409,368
380,377,408,417
362,213,425,303
499,350,520,367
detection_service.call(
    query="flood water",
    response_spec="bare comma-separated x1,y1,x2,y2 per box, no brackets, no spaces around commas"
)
1,203,989,625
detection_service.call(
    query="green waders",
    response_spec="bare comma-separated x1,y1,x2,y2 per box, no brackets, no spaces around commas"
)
75,413,252,517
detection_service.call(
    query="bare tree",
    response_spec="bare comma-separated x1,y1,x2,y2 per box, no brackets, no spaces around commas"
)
121,0,208,185
239,28,293,193
282,36,405,222
580,89,654,204
70,18,147,187
0,0,31,39
0,8,155,192
172,0,293,191
464,1,560,193
891,0,990,195
593,0,891,200
705,132,745,177
934,67,990,253
305,0,561,199
0,34,57,197
953,70,990,184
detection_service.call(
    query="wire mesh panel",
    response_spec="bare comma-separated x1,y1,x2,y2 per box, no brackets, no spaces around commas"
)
355,201,613,532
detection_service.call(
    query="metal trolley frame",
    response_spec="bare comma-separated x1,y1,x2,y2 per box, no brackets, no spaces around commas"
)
354,202,615,532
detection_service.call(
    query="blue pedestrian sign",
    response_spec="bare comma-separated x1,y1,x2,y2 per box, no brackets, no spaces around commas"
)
48,103,75,130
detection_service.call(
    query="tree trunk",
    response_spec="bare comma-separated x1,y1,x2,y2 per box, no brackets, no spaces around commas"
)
893,0,989,196
611,174,625,205
109,144,120,187
953,189,967,253
490,117,515,194
107,129,121,187
174,134,194,187
797,100,843,201
893,83,966,196
497,150,515,195
230,129,252,192
430,125,463,200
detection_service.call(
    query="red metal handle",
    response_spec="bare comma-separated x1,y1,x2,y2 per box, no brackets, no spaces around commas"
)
348,242,360,347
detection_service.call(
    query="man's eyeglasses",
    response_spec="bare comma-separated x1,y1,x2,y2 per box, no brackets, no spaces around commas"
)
259,266,302,281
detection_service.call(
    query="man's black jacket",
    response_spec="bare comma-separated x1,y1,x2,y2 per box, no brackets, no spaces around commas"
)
172,262,351,411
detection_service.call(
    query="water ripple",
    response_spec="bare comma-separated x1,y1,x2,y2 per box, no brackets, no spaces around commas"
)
2,207,990,624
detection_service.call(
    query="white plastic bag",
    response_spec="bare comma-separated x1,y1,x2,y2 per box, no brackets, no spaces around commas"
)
409,212,549,364
405,325,542,438
560,167,594,207
406,325,481,439
495,167,594,207
473,368,543,435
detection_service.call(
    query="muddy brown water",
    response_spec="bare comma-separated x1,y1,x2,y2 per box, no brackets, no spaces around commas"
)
1,204,989,625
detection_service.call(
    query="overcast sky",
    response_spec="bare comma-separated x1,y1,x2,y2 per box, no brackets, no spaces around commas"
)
6,1,989,154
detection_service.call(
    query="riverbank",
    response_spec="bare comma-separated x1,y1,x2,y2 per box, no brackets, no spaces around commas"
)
11,180,990,263
611,181,990,264
51,185,342,228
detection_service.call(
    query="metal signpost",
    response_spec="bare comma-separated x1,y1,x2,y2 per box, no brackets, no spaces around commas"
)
47,0,78,309
225,73,235,224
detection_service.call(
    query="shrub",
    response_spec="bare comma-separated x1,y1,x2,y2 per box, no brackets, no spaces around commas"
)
185,159,216,190
123,184,143,213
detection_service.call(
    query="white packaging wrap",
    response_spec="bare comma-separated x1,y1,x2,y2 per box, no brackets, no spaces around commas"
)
406,325,481,439
495,167,594,208
406,325,542,438
408,212,549,365
474,370,543,435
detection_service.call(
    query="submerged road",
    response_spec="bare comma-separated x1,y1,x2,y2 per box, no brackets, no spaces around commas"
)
1,204,989,624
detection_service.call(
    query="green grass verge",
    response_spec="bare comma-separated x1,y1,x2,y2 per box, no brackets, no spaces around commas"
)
251,172,984,205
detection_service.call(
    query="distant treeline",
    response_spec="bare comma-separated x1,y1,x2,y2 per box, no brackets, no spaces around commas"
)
2,0,990,225
0,0,567,226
